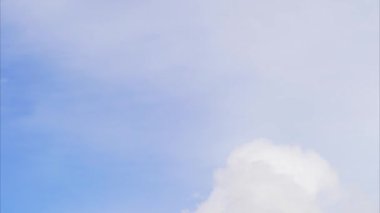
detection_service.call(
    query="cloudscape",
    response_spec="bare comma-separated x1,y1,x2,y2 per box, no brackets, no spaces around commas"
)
1,0,378,212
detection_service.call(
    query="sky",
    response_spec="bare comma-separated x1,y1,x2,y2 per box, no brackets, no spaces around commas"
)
1,0,379,212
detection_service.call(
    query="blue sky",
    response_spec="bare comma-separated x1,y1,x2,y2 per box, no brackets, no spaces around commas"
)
1,0,379,212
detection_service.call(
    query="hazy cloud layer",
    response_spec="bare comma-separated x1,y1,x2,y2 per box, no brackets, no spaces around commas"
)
2,0,378,212
4,0,378,140
4,0,378,90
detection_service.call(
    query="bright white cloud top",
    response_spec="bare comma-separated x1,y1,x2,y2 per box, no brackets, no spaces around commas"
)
187,140,376,213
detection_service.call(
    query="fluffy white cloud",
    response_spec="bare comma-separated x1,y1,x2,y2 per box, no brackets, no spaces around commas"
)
187,139,375,213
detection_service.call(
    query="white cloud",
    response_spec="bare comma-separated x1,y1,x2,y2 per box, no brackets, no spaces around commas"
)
187,139,377,213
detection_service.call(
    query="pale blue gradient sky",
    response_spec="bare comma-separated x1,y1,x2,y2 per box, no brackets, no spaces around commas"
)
1,0,379,212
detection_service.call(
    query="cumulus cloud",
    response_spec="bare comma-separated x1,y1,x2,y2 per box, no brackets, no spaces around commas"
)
186,139,376,213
